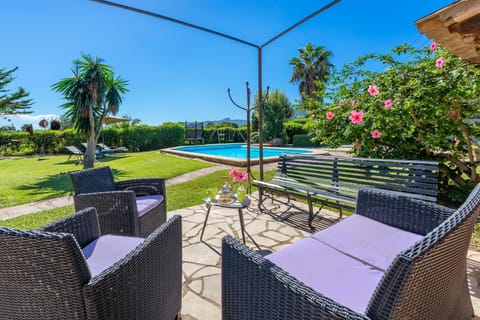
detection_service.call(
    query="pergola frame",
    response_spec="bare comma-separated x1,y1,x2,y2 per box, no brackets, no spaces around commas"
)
90,0,341,180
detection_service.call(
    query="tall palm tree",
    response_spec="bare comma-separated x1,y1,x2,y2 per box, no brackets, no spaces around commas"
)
289,43,333,103
53,53,128,165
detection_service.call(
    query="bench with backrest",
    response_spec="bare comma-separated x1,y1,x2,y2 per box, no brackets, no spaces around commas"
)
253,154,439,227
222,184,480,320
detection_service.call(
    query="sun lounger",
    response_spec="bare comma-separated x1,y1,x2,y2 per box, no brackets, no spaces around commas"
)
98,143,129,153
81,142,107,157
64,145,84,160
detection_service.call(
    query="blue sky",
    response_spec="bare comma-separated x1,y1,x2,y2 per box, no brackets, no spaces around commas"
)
1,0,451,129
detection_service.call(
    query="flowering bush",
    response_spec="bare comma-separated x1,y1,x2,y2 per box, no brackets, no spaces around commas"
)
228,167,249,183
302,44,480,205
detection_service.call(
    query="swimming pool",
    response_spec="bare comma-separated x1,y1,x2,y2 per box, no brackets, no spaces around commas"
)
163,143,313,166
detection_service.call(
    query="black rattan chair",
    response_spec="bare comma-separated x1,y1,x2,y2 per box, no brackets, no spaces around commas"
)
222,184,480,320
70,166,166,237
0,208,182,320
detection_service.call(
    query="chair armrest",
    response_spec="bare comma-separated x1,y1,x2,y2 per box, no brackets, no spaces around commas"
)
73,191,140,236
222,236,369,320
355,188,455,235
38,207,100,248
115,178,166,197
83,215,182,319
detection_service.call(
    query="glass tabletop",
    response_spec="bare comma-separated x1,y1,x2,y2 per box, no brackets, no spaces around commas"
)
203,195,250,208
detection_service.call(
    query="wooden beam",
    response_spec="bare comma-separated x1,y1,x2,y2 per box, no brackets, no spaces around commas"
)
449,14,480,34
439,0,480,25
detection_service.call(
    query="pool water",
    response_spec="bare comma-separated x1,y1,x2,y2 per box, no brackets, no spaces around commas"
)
172,143,312,160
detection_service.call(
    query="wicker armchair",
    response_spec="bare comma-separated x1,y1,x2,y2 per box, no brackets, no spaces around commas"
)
70,166,166,237
0,207,182,320
222,184,480,320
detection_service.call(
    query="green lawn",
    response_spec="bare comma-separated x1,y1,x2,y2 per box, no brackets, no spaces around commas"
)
0,169,276,230
0,151,212,208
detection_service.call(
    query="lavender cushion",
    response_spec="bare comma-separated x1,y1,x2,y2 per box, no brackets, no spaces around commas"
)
136,195,164,217
82,235,144,277
312,214,423,271
266,238,384,313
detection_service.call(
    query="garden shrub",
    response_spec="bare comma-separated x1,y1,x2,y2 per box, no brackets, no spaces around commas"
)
0,122,186,155
292,134,318,147
283,118,308,144
304,43,480,206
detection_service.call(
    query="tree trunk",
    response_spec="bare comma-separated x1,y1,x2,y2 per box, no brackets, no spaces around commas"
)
83,132,97,166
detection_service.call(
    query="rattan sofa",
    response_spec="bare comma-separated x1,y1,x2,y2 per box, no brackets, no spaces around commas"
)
0,207,182,320
70,166,166,237
222,184,480,320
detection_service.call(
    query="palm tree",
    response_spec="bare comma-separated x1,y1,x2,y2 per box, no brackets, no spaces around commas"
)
52,53,128,165
289,43,333,103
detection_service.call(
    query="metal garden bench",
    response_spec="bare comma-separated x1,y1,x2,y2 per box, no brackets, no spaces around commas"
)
253,154,439,228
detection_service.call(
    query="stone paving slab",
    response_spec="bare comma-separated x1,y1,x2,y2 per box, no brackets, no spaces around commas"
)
169,193,480,319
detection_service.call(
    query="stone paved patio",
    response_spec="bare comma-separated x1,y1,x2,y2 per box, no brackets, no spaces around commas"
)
169,193,480,320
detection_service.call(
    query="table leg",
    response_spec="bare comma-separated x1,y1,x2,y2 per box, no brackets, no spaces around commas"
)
238,208,261,250
200,204,212,242
238,208,247,244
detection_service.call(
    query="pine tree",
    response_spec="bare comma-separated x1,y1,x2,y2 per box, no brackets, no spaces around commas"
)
0,67,33,116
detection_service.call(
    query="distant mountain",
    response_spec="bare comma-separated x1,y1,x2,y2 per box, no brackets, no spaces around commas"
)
185,117,247,127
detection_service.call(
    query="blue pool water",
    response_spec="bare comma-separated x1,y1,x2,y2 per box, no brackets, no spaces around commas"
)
172,143,312,160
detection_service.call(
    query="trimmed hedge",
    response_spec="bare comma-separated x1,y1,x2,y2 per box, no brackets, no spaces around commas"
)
0,122,186,156
283,119,308,144
0,123,253,156
292,134,320,147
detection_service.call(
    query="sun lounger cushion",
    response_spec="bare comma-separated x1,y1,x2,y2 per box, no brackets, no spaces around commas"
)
82,234,144,277
136,195,164,217
266,237,384,313
311,215,423,271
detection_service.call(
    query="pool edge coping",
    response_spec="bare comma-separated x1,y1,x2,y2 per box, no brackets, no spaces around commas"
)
161,145,330,167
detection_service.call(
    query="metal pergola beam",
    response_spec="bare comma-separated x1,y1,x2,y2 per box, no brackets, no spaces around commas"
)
90,0,341,180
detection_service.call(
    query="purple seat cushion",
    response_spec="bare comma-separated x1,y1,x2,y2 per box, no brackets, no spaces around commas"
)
82,235,144,277
266,238,384,314
136,195,164,217
312,214,423,271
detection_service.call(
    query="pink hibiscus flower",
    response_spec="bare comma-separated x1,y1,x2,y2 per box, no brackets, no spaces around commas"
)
228,167,238,179
371,130,382,139
368,85,379,96
350,100,355,107
436,57,446,68
384,99,393,109
349,110,364,124
326,112,335,120
235,171,249,183
430,42,437,52
229,168,248,183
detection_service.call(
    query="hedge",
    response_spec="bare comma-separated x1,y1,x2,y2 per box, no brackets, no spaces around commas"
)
0,122,186,156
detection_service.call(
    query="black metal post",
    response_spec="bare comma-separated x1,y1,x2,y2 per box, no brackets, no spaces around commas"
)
257,47,264,180
90,0,341,181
